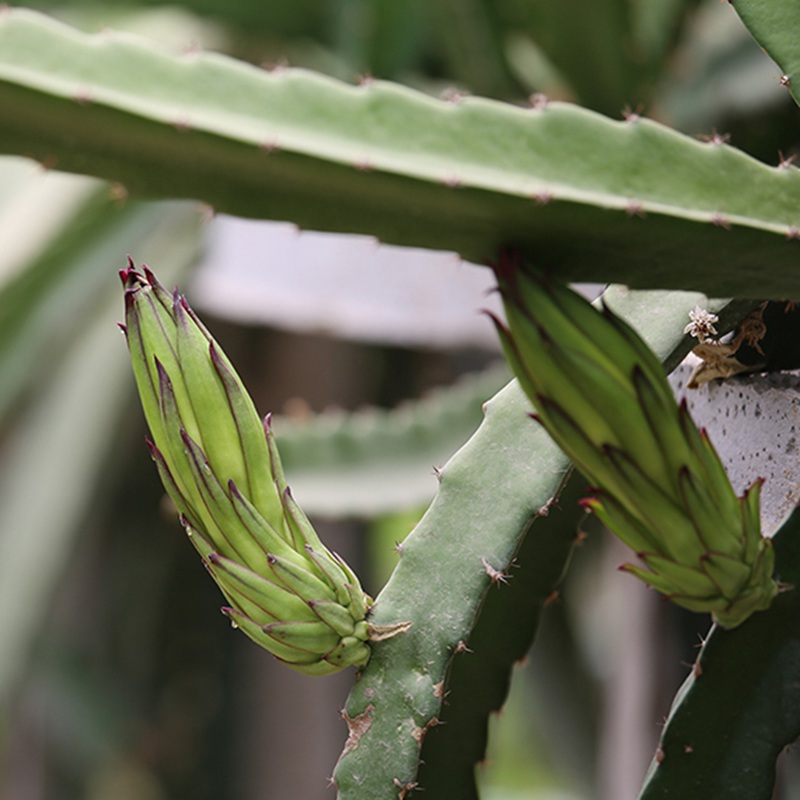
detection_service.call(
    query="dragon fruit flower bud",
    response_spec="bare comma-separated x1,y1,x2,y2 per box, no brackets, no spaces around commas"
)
491,253,778,628
120,259,371,674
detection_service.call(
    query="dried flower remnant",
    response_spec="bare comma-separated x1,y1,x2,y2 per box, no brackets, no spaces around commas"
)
686,305,769,389
684,307,719,343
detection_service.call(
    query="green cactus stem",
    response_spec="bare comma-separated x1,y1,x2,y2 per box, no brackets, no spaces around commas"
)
2,10,800,296
639,504,800,800
334,285,722,798
733,0,800,108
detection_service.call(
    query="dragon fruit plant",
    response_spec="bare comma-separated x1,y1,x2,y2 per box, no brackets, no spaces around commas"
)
2,1,800,798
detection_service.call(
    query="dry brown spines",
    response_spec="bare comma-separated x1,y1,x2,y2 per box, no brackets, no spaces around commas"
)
528,92,549,110
354,157,374,172
411,716,441,745
622,103,644,123
481,556,510,585
625,200,646,218
393,778,419,799
710,212,731,229
700,129,731,146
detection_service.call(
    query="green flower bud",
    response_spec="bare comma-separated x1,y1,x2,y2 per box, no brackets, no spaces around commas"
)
120,260,372,674
491,253,779,628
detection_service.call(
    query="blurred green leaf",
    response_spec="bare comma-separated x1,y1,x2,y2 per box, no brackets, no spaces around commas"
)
0,200,202,697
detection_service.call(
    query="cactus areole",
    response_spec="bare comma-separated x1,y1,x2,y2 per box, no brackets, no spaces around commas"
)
120,259,372,675
491,252,779,628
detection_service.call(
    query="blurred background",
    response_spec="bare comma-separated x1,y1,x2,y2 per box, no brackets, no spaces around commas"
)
1,1,799,798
